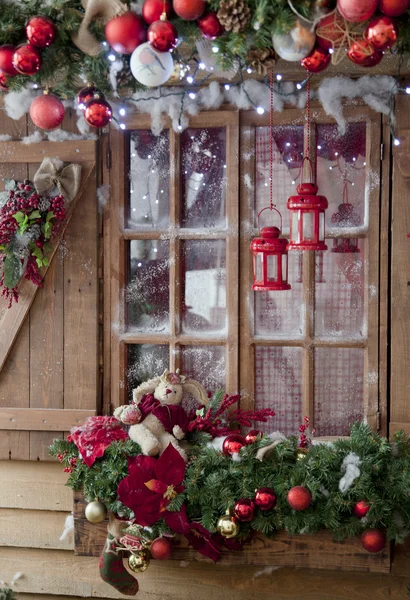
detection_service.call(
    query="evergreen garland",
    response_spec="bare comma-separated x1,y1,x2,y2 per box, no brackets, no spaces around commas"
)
0,590,16,600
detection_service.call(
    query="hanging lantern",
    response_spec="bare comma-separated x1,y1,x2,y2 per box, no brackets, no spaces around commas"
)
250,207,291,291
287,178,328,251
330,181,360,254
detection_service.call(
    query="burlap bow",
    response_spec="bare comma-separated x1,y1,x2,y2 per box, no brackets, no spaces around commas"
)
34,158,82,201
72,0,128,56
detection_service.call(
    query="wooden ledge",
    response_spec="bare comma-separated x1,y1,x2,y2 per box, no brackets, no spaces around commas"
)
73,492,391,574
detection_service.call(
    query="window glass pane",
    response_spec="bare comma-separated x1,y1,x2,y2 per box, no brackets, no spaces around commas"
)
127,344,169,398
315,239,365,338
254,256,304,338
127,240,169,332
182,240,226,334
314,347,364,436
128,130,170,229
317,122,367,229
267,254,278,281
255,125,304,234
180,345,226,392
255,346,303,436
181,128,226,228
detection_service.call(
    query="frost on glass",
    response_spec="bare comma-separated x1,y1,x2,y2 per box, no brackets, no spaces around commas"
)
254,125,304,235
182,240,226,334
254,252,304,338
180,345,226,392
128,130,170,229
314,347,364,436
316,122,367,229
126,240,169,332
254,346,303,436
127,344,169,398
181,128,227,229
315,240,365,338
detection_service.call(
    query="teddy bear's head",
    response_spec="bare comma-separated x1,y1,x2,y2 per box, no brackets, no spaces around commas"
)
154,371,185,405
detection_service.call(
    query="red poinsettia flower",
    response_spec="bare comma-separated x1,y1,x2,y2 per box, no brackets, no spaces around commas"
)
117,444,187,528
68,416,128,468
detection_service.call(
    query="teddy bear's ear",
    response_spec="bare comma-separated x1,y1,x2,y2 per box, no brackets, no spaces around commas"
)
183,379,209,406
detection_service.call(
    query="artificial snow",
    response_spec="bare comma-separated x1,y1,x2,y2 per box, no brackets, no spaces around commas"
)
46,129,97,142
97,184,110,211
5,87,37,120
339,452,361,493
21,131,43,144
59,513,74,541
0,134,12,141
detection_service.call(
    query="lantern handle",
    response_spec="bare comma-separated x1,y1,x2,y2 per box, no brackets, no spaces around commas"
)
257,206,282,234
299,156,315,184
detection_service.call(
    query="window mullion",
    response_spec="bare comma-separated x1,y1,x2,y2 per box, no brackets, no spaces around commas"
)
169,128,181,371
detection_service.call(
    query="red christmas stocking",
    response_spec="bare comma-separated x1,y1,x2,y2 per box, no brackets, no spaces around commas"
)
99,534,139,596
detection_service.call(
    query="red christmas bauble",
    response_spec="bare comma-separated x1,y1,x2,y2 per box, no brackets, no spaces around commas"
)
12,44,42,76
254,487,277,511
245,429,262,444
361,529,386,553
315,12,346,50
301,44,331,72
337,0,378,22
222,434,246,456
287,486,312,511
353,500,371,518
378,0,409,16
234,499,255,522
347,39,383,67
173,0,205,20
142,0,172,25
197,13,224,39
0,45,18,76
150,537,173,560
105,12,147,54
77,85,102,109
84,97,113,128
29,93,65,130
26,16,56,48
365,16,397,50
0,71,9,91
148,19,178,52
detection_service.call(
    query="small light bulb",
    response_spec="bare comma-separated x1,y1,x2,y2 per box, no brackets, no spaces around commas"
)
292,180,296,185
276,74,283,81
256,106,265,114
119,108,126,116
296,83,302,90
189,92,196,99
212,46,219,53
131,153,136,158
335,152,339,156
154,248,158,253
406,87,410,94
102,41,108,47
186,75,194,84
148,154,152,159
329,48,334,54
394,138,400,146
352,182,355,186
155,199,159,204
137,262,142,267
78,102,85,110
286,142,291,147
33,83,39,89
143,195,147,200
177,124,182,131
353,157,356,161
108,53,116,62
120,123,126,130
199,62,206,69
224,84,230,91
317,145,322,150
363,161,367,166
329,166,333,170
246,67,252,74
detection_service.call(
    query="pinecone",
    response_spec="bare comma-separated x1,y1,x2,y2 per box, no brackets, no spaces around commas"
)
116,62,133,92
246,48,277,75
38,197,51,212
217,0,251,33
26,223,41,242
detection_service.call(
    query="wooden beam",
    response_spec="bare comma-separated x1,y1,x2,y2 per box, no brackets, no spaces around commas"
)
0,162,95,373
0,140,96,163
0,408,95,431
0,508,73,550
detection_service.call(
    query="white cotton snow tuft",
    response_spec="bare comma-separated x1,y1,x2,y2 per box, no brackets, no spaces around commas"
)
206,436,227,452
46,129,97,142
60,513,74,541
109,59,124,94
22,131,43,144
5,87,37,120
268,431,287,442
339,452,361,493
0,134,12,141
97,184,110,211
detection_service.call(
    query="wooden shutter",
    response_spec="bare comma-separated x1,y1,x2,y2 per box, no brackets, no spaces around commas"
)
0,140,99,460
390,95,410,437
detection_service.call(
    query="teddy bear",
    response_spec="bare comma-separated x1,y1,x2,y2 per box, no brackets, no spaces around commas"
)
114,369,208,460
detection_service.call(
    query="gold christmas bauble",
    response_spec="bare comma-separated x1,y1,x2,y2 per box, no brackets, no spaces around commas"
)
296,447,309,461
128,549,150,573
85,500,107,524
216,514,239,539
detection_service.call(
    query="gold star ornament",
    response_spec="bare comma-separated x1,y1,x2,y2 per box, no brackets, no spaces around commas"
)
316,10,366,65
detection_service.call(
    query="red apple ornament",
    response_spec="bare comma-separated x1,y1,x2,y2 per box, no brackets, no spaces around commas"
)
13,44,42,75
353,500,371,518
197,13,224,39
173,0,205,20
233,499,255,522
105,12,147,54
365,16,398,50
361,529,386,553
150,537,173,560
287,486,312,511
378,0,409,16
0,45,18,76
26,16,56,48
301,44,331,72
142,0,172,25
337,0,378,22
29,92,65,130
148,18,178,52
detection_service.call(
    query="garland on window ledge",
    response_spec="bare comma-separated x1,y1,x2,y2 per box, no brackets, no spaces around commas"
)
50,370,410,596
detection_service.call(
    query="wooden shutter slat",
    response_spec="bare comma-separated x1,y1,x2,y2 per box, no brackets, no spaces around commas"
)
0,408,95,431
0,140,96,163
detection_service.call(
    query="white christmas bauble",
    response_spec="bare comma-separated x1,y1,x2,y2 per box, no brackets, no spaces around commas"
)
272,19,316,61
130,42,174,87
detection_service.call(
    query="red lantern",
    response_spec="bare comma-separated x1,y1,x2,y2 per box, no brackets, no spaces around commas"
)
250,207,291,291
287,159,328,252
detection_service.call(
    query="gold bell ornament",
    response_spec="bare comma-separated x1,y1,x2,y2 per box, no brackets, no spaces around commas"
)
128,549,151,573
216,510,240,539
85,499,107,523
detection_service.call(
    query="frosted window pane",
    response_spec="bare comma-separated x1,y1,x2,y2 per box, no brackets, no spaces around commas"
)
181,346,226,392
281,254,287,282
267,254,278,281
255,254,263,282
182,240,226,334
315,239,364,338
255,126,304,235
127,240,169,332
128,130,169,229
303,212,314,240
181,128,226,229
317,122,367,229
319,212,325,241
255,346,303,436
254,255,303,338
291,212,299,243
314,348,364,436
127,344,169,398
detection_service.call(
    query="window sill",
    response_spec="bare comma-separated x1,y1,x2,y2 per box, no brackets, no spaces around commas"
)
73,492,391,574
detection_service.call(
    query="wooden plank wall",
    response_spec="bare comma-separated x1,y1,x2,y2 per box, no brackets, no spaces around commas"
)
0,102,99,460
